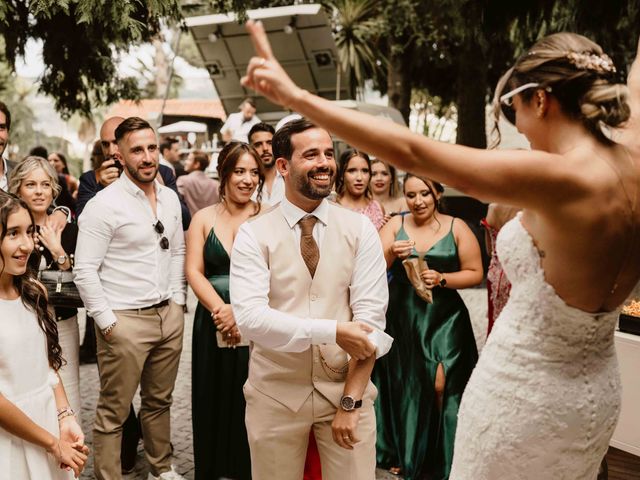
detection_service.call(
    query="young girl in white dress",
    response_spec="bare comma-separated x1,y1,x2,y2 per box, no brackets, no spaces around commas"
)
0,193,89,479
241,24,640,480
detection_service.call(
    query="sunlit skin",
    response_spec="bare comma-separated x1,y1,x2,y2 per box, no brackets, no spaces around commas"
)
404,176,439,225
343,156,370,199
117,128,159,192
0,208,35,282
370,161,391,196
163,142,180,164
225,153,261,205
370,161,407,215
18,168,54,220
184,152,196,173
277,127,336,212
97,116,124,187
48,153,65,174
338,155,372,212
250,131,275,169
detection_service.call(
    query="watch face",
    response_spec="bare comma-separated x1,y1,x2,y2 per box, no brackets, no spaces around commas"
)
341,396,355,410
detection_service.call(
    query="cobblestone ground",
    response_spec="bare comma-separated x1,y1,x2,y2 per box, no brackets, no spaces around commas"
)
78,288,488,479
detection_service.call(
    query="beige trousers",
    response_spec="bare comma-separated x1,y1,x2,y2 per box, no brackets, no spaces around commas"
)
244,384,377,480
93,301,184,480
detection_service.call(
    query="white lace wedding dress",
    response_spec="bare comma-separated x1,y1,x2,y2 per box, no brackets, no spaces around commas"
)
450,213,635,480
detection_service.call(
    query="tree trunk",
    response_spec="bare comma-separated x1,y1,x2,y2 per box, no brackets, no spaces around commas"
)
455,41,488,148
387,48,412,126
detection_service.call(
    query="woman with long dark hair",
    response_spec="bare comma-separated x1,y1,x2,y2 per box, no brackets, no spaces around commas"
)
243,25,640,479
9,156,81,417
0,192,88,478
186,142,264,480
375,175,482,479
335,149,385,230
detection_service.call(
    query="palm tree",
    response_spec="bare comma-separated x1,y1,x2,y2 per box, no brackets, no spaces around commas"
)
324,0,384,100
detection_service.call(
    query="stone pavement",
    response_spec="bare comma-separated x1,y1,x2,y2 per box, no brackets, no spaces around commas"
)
78,288,488,479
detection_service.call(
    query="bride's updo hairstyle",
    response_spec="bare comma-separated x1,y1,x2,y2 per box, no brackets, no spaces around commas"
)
491,33,630,146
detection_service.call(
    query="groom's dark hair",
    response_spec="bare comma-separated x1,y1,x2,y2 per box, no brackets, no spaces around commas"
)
272,118,318,161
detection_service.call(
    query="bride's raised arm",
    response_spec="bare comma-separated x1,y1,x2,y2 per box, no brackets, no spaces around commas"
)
241,20,580,210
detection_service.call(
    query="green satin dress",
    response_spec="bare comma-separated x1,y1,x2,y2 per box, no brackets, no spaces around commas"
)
374,216,478,480
192,228,251,480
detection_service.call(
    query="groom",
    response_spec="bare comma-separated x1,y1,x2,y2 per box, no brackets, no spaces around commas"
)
230,118,392,479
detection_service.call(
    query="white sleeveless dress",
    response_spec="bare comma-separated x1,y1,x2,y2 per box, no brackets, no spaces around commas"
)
0,297,72,480
450,213,633,480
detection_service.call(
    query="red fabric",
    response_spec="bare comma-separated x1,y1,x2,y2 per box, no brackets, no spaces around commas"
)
303,431,322,480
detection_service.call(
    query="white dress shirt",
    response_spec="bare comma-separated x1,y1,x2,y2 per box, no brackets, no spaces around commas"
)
0,157,8,191
74,173,187,330
220,112,261,143
230,197,392,357
251,171,285,207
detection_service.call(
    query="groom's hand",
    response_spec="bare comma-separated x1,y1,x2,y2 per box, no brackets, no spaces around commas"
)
336,322,375,360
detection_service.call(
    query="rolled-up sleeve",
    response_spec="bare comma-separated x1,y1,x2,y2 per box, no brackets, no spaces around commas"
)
230,223,337,351
74,199,116,331
350,218,393,358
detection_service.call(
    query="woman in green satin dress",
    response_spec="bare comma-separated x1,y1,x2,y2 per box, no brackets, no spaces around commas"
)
374,175,483,480
185,143,264,480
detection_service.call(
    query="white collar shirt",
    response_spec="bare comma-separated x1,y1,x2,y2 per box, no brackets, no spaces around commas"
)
0,157,8,191
230,196,392,357
74,173,186,330
220,112,261,143
252,171,285,207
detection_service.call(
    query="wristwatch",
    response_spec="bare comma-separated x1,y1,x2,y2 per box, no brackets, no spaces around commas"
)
439,274,447,288
56,254,68,265
340,395,363,411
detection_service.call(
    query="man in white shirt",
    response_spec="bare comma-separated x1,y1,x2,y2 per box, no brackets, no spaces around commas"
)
248,122,285,206
230,118,392,480
75,117,187,480
219,97,261,143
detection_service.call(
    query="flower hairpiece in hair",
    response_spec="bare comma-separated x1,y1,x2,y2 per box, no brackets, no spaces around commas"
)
565,51,616,74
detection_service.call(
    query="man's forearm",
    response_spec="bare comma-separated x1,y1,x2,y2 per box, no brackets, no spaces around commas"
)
342,354,376,400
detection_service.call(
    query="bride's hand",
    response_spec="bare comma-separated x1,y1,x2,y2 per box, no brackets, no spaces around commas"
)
241,20,304,109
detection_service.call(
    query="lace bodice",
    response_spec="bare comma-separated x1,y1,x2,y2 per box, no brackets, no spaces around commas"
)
450,213,626,480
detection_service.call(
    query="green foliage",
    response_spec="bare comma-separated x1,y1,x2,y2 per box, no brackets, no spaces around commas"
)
323,0,384,98
0,0,183,118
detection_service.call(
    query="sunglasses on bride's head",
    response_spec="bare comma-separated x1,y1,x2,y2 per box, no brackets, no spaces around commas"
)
499,83,553,124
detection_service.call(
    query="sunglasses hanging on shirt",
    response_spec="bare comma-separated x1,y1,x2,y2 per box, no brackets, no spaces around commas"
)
154,220,170,250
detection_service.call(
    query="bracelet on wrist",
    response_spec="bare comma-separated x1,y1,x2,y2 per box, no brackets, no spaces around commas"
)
57,406,75,422
102,322,117,336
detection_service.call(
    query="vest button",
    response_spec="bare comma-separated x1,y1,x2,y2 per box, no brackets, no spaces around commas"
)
313,375,319,382
310,294,317,301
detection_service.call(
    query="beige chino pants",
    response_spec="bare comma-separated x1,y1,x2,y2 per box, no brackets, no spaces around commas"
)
244,384,377,480
93,301,184,480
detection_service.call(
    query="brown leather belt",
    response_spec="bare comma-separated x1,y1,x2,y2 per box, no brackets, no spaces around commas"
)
139,299,170,311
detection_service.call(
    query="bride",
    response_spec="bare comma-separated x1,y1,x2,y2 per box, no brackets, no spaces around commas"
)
241,23,640,480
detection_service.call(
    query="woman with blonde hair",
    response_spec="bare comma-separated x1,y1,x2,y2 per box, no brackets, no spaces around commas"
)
370,159,407,215
8,156,81,418
243,25,640,479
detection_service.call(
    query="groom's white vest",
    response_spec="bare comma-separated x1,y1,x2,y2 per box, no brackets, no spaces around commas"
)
245,202,374,412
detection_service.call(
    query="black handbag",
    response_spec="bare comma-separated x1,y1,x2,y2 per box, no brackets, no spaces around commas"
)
38,269,84,308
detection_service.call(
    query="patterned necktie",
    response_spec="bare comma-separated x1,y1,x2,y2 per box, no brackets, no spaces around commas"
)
299,215,319,278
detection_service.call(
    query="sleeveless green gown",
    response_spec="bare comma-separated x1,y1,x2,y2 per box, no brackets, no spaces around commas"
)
374,217,478,480
192,228,251,480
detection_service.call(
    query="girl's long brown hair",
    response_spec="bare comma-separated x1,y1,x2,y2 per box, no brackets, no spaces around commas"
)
0,193,63,370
